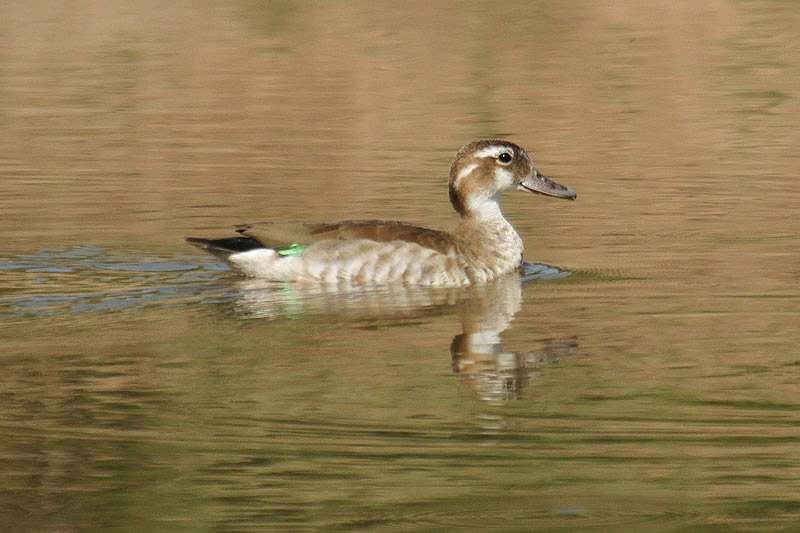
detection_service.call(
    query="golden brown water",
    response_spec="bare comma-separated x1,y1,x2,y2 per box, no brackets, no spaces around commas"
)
2,1,800,530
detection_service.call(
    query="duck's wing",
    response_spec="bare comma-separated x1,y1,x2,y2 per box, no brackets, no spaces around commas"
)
237,220,456,255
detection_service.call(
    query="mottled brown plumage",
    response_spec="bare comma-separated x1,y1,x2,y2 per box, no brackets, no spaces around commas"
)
237,220,456,255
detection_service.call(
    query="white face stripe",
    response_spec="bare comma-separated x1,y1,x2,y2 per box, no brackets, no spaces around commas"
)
473,145,514,160
453,163,478,189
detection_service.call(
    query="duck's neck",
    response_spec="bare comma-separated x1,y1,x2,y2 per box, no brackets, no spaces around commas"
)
454,199,524,276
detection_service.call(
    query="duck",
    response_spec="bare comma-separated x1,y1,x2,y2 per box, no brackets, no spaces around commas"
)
186,139,576,286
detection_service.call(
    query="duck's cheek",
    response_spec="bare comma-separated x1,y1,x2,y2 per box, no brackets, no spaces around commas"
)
493,166,516,190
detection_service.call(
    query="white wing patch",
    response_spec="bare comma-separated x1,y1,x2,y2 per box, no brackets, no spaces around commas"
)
228,249,281,277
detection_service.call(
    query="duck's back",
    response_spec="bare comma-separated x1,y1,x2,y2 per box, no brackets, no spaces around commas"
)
238,220,455,254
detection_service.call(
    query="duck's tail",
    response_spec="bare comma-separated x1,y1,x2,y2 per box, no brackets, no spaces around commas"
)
185,236,266,262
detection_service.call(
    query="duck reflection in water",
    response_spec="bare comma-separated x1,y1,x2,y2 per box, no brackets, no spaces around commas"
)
447,264,577,403
229,262,577,403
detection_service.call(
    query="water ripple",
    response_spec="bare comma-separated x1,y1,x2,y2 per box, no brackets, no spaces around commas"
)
0,248,571,320
0,246,230,319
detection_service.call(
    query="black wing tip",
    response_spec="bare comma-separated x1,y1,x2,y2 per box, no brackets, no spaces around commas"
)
185,236,265,253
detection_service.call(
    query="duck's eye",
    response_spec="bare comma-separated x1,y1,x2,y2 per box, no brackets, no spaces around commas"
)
497,152,512,164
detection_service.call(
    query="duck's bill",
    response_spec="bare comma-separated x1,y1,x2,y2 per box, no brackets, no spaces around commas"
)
519,172,577,200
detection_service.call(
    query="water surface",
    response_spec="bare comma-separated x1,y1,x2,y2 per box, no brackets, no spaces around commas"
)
2,1,800,531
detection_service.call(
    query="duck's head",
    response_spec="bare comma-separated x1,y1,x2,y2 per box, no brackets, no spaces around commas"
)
449,139,576,218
